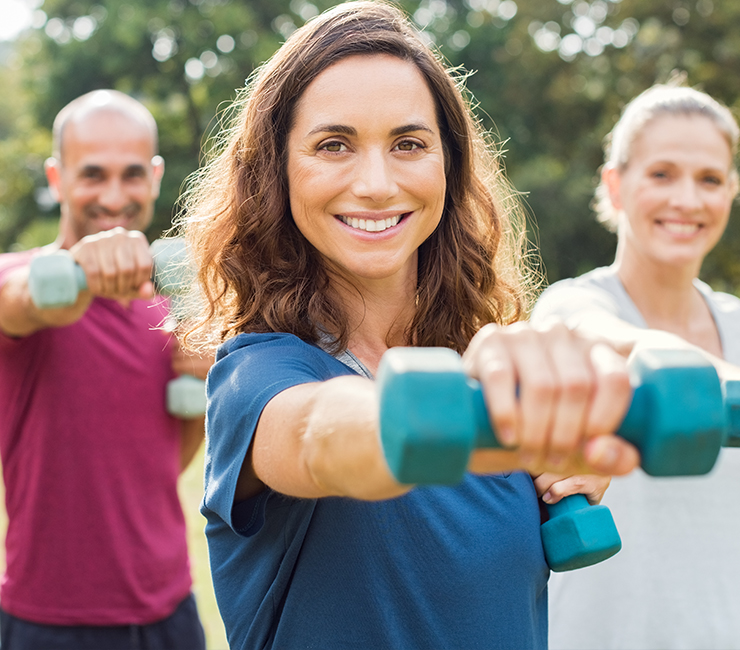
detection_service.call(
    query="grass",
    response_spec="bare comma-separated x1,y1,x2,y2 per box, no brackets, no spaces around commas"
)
179,446,230,650
0,447,229,650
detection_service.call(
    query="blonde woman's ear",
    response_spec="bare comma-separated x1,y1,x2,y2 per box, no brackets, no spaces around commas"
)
601,164,623,212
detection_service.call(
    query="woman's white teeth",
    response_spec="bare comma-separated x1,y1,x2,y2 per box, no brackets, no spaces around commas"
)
662,221,701,234
340,215,401,232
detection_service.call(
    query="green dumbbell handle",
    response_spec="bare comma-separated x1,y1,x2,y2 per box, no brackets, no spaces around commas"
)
28,241,206,419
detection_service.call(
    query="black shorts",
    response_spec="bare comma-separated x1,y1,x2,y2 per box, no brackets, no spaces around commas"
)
0,593,206,650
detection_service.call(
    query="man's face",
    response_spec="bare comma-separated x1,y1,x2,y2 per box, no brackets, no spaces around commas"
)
47,109,163,248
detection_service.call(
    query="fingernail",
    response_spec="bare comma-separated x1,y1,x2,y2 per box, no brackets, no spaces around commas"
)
591,438,619,468
547,454,564,469
542,490,554,504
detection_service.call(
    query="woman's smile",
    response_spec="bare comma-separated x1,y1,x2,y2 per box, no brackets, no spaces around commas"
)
337,211,410,233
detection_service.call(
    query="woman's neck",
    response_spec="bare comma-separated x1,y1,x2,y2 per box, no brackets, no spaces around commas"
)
330,275,417,375
614,244,722,357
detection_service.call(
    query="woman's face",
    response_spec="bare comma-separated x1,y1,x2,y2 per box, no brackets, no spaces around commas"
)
286,54,446,289
609,114,737,270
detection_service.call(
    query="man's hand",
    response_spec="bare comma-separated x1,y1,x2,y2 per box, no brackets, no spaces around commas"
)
70,227,154,301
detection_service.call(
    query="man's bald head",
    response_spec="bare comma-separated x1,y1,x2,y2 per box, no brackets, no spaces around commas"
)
52,90,159,161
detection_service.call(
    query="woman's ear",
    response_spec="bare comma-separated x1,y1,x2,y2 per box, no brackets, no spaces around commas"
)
601,164,623,211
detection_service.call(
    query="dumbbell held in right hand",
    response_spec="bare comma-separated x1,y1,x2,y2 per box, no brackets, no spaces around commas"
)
28,244,206,420
378,346,729,485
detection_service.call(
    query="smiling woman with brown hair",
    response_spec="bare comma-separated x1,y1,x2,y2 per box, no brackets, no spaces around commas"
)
180,2,640,648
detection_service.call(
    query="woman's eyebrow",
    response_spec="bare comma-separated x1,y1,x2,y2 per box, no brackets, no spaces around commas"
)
389,123,434,136
307,124,356,136
306,123,434,137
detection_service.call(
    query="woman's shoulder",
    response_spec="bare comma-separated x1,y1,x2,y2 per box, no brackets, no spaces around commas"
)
544,265,619,294
212,331,356,388
532,266,623,324
216,332,317,360
694,279,740,314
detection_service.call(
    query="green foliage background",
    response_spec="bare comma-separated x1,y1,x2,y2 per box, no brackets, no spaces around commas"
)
2,0,740,291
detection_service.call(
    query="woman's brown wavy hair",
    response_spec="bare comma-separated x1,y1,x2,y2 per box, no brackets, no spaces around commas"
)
179,0,536,354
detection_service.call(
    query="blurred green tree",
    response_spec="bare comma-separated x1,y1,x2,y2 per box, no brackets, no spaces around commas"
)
1,0,739,292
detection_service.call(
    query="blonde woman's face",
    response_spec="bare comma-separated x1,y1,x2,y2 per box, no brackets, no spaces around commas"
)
610,114,736,270
286,54,446,290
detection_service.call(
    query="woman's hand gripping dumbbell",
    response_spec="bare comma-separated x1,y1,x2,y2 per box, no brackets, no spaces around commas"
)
28,236,206,419
376,346,737,571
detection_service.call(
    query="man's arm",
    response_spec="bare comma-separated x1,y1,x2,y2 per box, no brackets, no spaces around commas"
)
180,417,205,471
0,228,154,338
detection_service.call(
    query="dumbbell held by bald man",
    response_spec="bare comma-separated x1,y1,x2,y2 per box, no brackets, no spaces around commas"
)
28,239,206,419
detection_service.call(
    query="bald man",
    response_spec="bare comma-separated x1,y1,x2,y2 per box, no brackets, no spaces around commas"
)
0,91,207,650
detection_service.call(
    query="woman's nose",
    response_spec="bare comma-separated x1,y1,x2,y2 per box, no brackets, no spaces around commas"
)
351,149,399,203
669,177,703,211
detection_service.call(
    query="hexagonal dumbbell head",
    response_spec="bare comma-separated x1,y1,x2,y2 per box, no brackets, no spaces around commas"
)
28,251,88,309
167,375,208,419
541,494,622,572
618,348,725,476
150,238,193,320
723,380,740,447
377,347,478,485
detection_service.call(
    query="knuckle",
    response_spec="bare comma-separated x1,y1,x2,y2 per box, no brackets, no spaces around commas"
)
560,374,592,400
600,368,632,400
527,376,558,401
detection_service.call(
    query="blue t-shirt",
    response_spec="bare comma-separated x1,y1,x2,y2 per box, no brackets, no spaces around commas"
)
202,333,548,650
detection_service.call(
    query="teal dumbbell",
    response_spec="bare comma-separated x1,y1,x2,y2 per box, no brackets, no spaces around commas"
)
28,250,88,308
724,380,740,447
378,346,731,483
28,239,206,419
150,239,207,419
377,346,737,571
376,347,621,572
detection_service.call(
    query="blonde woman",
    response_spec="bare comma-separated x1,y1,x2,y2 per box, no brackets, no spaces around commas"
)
533,82,740,649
